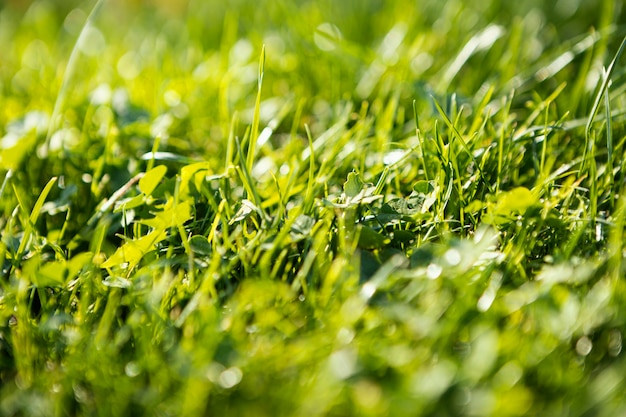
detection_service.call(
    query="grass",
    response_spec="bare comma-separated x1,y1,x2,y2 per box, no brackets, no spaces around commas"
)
2,0,626,415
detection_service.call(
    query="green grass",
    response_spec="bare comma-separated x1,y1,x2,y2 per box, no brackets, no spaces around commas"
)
2,0,626,415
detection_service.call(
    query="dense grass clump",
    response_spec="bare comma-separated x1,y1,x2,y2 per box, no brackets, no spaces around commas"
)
2,0,626,415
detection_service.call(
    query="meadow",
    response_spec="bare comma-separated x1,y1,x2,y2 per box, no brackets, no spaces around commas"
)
1,0,626,415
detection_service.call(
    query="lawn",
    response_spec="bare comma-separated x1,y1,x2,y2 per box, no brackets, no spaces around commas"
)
1,0,626,415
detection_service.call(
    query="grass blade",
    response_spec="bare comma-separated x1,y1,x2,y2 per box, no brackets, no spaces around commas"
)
583,35,626,172
246,45,266,173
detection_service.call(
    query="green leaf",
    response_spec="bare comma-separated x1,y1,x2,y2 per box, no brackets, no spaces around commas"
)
101,228,168,269
24,255,68,287
410,244,436,268
357,225,390,250
360,250,382,281
189,235,212,256
37,261,68,287
179,162,212,198
344,171,364,198
390,229,415,245
140,199,192,230
67,252,94,278
114,194,145,213
139,165,167,196
494,187,537,216
413,180,435,194
483,187,538,224
465,200,484,212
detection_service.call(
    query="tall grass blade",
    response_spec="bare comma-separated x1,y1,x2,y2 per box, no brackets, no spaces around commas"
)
583,35,626,172
246,45,266,173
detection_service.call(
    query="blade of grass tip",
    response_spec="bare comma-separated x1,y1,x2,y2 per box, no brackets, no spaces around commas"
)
583,35,626,173
246,45,265,174
44,0,106,155
413,100,429,181
432,98,494,194
29,177,58,226
269,171,286,226
468,85,495,135
304,124,316,214
373,166,390,196
291,98,306,140
12,186,32,253
433,120,446,166
13,177,57,264
438,164,455,226
56,205,71,245
450,93,459,124
147,135,162,172
0,169,13,201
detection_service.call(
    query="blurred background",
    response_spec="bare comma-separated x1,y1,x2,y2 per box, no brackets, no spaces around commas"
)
1,0,625,159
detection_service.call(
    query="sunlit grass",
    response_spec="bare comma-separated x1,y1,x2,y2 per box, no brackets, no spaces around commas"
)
1,0,626,416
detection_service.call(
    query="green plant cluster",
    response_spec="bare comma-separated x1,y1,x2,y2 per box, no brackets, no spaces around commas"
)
1,0,626,415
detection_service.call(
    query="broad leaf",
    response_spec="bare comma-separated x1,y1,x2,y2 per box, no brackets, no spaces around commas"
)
101,228,168,269
189,235,212,256
494,187,537,216
357,225,391,249
140,199,192,230
344,171,364,199
139,165,167,196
